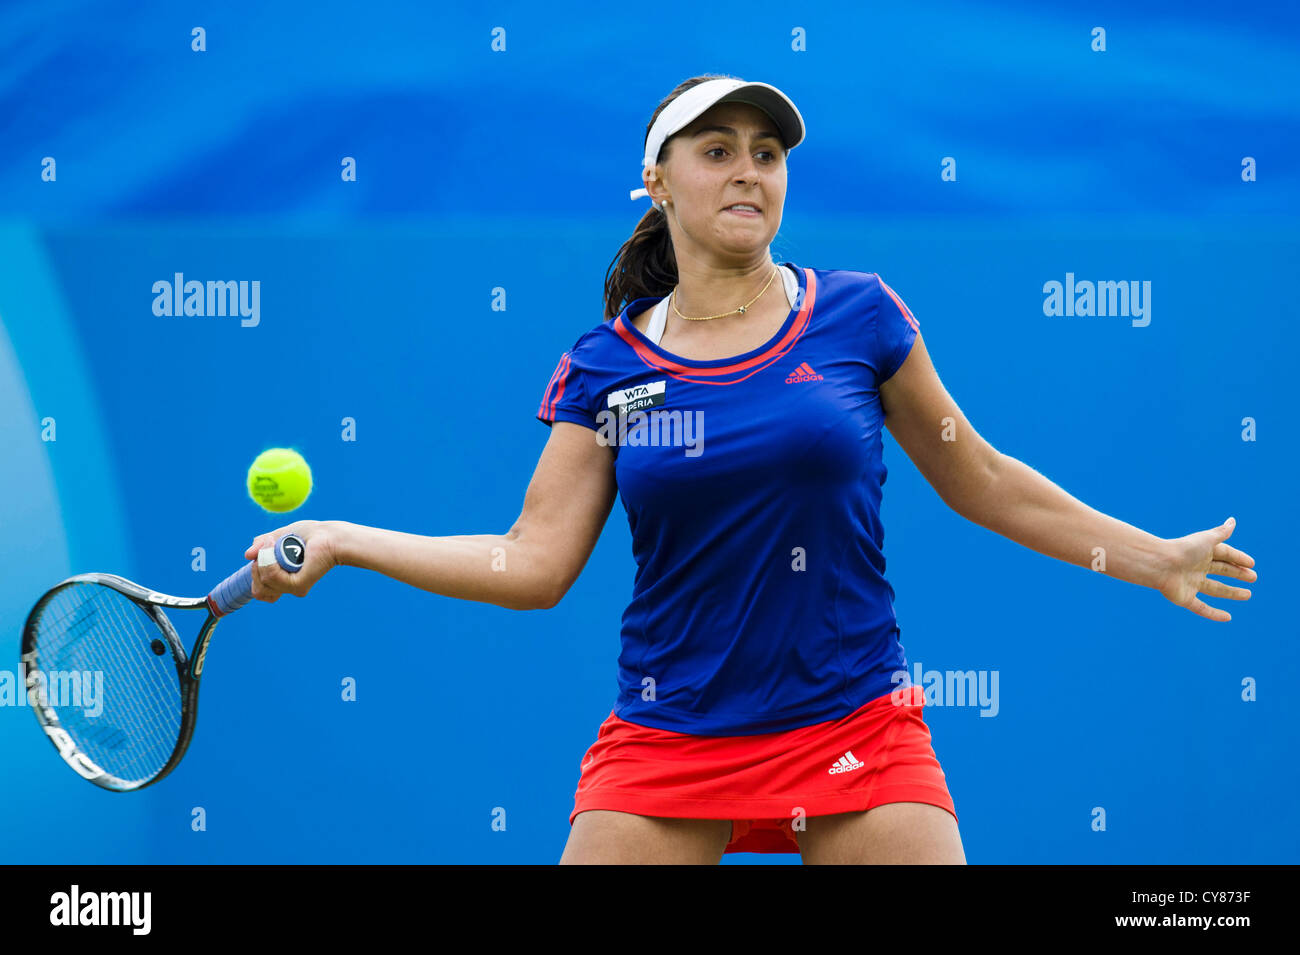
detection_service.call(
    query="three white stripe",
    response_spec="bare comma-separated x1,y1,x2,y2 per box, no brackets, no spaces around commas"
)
829,750,864,774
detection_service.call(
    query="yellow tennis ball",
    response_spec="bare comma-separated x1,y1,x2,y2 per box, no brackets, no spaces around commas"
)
247,447,313,513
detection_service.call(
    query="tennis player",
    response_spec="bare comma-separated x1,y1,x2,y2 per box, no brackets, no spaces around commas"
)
244,74,1257,864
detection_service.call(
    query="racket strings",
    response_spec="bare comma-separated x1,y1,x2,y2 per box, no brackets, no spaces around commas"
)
43,591,170,748
51,594,157,753
30,584,184,785
37,586,179,782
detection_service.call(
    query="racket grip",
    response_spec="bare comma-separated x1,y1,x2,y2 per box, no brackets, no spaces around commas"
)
208,534,307,617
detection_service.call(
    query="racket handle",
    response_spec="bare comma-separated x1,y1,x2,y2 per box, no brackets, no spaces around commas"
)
208,534,307,617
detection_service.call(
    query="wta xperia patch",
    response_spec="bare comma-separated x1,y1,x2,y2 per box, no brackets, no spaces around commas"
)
606,380,666,415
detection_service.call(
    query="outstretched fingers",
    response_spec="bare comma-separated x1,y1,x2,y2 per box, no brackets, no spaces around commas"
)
1186,595,1232,623
1214,540,1256,570
1210,558,1257,584
1198,575,1252,601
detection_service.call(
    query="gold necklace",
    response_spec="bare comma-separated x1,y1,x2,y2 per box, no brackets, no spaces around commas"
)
670,265,779,321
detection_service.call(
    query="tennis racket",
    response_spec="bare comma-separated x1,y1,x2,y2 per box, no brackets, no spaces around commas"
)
19,533,306,791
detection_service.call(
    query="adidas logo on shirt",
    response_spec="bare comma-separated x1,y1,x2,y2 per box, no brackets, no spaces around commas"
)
785,361,823,383
828,750,865,775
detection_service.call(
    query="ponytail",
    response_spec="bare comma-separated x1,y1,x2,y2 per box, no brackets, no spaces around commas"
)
602,73,743,320
602,205,677,320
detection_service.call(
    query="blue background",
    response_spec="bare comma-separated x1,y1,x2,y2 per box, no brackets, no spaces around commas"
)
0,0,1295,864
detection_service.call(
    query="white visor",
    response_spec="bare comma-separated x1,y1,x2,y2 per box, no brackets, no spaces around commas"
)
629,79,805,202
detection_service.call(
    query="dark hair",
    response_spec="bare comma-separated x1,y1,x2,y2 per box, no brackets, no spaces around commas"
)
602,73,789,320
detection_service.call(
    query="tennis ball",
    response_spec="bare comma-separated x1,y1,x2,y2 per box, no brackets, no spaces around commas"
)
247,447,313,513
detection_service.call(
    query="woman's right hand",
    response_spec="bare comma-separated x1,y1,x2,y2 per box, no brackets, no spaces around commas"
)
243,519,343,603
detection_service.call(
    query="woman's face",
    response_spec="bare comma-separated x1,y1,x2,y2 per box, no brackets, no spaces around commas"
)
650,101,788,262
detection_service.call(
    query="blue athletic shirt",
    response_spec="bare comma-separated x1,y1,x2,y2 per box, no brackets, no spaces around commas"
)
536,262,921,736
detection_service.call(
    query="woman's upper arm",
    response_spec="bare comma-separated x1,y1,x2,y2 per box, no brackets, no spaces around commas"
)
879,331,1001,515
508,420,617,608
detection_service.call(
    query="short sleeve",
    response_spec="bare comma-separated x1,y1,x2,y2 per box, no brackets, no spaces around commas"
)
536,347,598,430
873,274,921,383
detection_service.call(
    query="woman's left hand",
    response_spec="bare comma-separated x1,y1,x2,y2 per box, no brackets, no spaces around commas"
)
1156,517,1257,622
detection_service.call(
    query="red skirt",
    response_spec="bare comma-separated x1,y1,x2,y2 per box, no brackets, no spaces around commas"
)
571,683,957,854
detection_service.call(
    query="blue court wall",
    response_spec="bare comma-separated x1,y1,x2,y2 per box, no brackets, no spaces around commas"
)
0,0,1295,863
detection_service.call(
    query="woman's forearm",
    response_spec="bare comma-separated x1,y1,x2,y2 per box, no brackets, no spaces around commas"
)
328,521,554,611
958,454,1174,590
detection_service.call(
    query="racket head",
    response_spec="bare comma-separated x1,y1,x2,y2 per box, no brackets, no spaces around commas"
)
20,574,206,792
